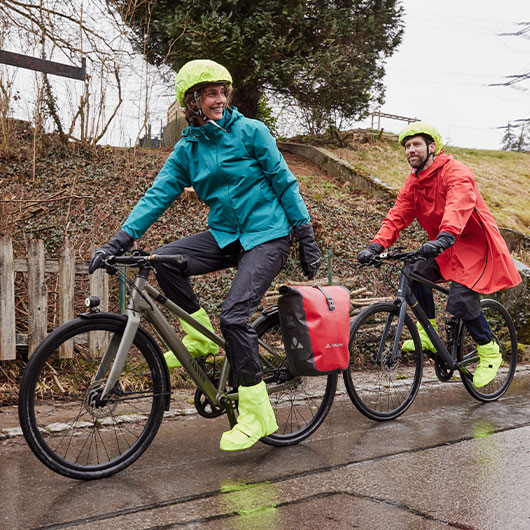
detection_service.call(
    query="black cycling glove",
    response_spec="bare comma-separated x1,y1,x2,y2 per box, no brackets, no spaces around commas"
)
292,223,321,280
357,242,384,264
418,232,455,258
88,229,134,274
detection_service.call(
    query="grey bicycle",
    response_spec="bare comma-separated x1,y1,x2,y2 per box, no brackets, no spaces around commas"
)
18,252,337,480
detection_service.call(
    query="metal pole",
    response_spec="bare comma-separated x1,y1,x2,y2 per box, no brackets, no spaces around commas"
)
327,249,333,285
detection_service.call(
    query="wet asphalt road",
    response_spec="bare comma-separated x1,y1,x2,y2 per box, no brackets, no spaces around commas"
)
2,369,530,530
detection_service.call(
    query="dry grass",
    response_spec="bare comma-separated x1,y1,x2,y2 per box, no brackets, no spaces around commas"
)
332,140,530,235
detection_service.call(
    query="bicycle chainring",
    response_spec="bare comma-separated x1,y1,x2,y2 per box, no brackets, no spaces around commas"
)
434,356,454,382
194,386,226,418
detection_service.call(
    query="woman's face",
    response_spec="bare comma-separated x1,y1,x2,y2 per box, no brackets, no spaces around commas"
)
200,84,228,122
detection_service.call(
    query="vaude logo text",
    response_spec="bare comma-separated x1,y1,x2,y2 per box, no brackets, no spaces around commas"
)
325,343,344,349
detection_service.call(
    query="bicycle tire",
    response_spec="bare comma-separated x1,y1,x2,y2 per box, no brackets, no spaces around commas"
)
253,309,337,447
344,303,423,421
458,298,517,402
18,313,168,480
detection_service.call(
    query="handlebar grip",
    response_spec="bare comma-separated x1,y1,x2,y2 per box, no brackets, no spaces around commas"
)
149,254,185,265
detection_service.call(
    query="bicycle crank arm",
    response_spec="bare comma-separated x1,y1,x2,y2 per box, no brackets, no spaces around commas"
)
455,359,475,380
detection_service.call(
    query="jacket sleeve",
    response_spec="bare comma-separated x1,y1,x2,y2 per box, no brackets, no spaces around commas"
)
250,121,310,226
438,162,477,237
121,149,190,239
372,178,417,248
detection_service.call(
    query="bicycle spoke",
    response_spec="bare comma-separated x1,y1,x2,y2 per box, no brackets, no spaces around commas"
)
20,316,166,479
345,304,422,421
457,299,517,401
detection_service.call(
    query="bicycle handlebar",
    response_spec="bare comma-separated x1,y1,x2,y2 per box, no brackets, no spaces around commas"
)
107,254,186,267
360,249,424,267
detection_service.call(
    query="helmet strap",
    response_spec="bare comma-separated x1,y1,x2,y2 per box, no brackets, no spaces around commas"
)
193,90,207,121
192,89,227,132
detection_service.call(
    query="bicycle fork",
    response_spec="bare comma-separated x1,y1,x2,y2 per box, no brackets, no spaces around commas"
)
96,308,141,401
379,267,411,366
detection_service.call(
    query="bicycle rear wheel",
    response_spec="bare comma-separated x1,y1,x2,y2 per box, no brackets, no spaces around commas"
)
344,303,423,421
18,314,168,480
253,309,337,446
458,299,517,401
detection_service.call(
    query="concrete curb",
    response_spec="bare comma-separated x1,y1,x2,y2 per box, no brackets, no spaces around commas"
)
278,141,398,197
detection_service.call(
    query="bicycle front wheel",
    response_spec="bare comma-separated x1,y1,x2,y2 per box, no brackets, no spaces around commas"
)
458,299,517,401
253,309,337,447
18,314,168,480
344,303,423,421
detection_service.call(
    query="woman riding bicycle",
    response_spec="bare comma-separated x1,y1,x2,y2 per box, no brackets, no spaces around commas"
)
358,122,521,388
89,59,321,452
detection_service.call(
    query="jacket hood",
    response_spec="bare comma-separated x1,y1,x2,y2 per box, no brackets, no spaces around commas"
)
181,107,241,141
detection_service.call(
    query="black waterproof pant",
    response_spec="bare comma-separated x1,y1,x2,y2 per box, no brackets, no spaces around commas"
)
410,258,492,345
152,231,291,386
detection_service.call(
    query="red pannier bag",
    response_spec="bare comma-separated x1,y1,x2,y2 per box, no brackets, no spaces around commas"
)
277,285,350,376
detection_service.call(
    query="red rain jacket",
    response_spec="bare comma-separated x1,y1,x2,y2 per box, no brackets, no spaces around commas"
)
372,151,521,294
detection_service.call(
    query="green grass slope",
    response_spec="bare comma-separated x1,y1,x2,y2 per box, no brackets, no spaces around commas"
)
332,139,530,235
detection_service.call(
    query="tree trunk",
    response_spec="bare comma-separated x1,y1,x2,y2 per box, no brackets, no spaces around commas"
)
232,83,259,119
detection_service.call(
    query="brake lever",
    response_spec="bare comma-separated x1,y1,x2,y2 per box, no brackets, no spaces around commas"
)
102,255,118,275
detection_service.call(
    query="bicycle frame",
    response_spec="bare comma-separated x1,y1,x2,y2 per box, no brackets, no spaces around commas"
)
94,269,237,421
95,264,289,427
389,259,474,379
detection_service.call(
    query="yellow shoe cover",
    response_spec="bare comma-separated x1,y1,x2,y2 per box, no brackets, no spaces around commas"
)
220,381,278,451
164,307,218,368
473,341,502,388
164,350,182,368
402,319,437,353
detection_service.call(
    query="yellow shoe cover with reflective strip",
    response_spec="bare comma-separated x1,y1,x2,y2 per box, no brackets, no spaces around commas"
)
473,340,502,388
220,381,278,451
402,319,437,353
164,307,218,368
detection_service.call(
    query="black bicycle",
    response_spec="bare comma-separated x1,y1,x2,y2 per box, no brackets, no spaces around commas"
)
344,250,518,421
18,252,336,480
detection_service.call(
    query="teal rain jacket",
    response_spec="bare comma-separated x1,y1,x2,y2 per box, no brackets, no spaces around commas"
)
122,108,310,250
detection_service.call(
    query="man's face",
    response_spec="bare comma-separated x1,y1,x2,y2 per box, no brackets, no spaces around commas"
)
404,136,433,169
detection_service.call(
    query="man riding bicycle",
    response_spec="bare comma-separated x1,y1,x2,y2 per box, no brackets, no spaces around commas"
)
358,122,521,388
89,59,321,451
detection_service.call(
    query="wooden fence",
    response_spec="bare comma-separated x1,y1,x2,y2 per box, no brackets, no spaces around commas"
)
0,237,108,360
0,237,386,362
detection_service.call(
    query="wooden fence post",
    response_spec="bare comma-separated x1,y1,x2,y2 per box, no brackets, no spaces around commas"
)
89,244,109,357
0,237,16,360
59,241,75,358
28,239,48,357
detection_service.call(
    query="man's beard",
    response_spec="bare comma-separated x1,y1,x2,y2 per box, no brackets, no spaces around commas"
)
407,155,426,169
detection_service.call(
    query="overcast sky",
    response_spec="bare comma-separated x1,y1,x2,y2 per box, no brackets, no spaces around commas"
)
356,0,530,150
4,1,528,150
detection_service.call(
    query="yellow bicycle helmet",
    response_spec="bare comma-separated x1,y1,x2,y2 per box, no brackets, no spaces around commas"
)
175,59,232,108
399,122,444,155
